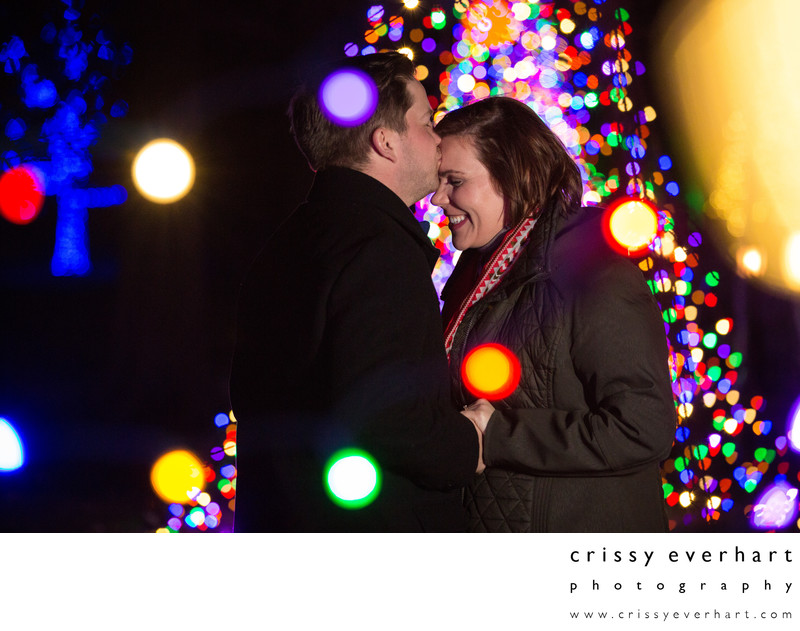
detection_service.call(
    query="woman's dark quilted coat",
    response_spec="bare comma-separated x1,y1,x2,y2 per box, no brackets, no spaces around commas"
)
442,203,677,532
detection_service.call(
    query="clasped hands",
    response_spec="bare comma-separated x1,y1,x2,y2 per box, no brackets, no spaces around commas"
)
461,398,495,474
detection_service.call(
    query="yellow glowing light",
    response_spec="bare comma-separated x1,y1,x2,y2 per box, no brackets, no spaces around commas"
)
673,246,687,262
465,348,510,392
583,191,601,205
659,0,800,294
783,232,800,288
414,64,429,81
607,199,659,254
403,0,420,8
515,57,536,80
737,246,764,277
223,439,236,457
617,97,633,112
560,19,576,34
612,59,629,73
463,0,518,49
715,318,732,335
659,233,676,258
723,418,739,435
397,47,414,61
679,491,694,507
132,139,195,204
541,35,556,50
461,344,520,400
502,67,518,82
150,449,206,504
512,2,532,20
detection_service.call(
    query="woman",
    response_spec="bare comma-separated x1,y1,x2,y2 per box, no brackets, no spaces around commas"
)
434,97,677,532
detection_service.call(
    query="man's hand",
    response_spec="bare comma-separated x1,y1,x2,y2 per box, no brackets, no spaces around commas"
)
461,399,494,473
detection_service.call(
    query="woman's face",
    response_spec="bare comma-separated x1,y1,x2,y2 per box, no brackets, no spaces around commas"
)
431,135,506,251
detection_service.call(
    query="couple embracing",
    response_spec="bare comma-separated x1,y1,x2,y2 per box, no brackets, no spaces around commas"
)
229,52,676,533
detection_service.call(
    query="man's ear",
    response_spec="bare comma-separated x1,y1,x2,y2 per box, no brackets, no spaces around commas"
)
370,126,399,162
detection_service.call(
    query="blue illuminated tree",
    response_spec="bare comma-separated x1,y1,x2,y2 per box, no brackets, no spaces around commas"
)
0,0,131,275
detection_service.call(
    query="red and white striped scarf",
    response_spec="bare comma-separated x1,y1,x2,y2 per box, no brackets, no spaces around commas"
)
444,216,538,359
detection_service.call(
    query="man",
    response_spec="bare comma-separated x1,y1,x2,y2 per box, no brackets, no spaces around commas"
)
229,52,483,532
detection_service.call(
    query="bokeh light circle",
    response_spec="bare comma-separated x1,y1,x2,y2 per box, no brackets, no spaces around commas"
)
150,449,206,504
737,246,764,277
461,343,521,400
132,139,195,204
318,69,378,127
750,482,799,530
0,417,25,472
787,395,800,453
0,165,45,225
604,197,659,256
324,448,381,509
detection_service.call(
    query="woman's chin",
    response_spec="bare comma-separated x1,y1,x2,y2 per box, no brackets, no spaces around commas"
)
452,237,468,251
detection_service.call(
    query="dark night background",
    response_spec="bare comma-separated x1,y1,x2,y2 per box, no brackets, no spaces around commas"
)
1,0,798,532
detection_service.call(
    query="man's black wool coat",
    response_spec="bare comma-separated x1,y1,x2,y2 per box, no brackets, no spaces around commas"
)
230,167,478,532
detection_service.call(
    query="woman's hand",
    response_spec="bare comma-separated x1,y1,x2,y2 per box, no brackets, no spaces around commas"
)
462,399,494,473
469,420,486,474
461,398,495,433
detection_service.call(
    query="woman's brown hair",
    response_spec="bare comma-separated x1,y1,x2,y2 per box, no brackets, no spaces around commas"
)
434,96,583,224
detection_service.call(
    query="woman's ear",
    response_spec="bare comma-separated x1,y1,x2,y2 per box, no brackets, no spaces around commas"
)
370,126,399,162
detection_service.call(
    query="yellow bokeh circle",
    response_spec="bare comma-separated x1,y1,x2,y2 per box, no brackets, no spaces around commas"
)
150,449,206,504
461,343,521,400
132,138,195,204
607,199,658,254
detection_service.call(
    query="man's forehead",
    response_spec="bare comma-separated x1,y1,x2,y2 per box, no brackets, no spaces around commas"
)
405,80,432,115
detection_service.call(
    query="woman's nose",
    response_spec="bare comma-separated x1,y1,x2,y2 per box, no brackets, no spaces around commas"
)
431,185,447,207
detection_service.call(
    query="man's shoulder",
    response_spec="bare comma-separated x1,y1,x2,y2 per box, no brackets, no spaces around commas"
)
249,199,412,283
